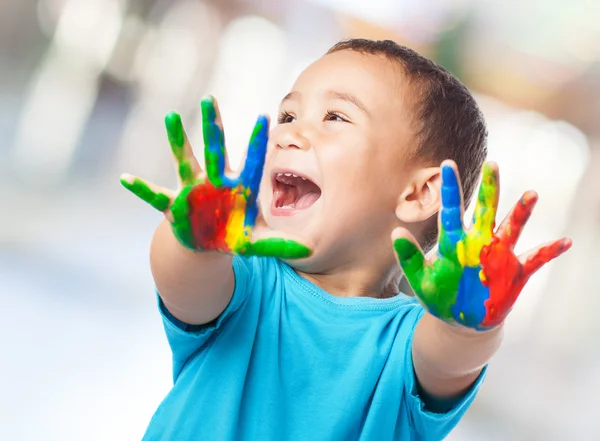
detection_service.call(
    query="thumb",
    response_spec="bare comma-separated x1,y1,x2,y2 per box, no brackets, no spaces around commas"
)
391,227,427,293
247,213,314,259
252,223,315,252
391,227,425,263
120,173,174,216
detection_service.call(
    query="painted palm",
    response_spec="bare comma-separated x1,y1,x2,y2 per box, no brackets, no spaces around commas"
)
121,96,310,259
394,161,571,330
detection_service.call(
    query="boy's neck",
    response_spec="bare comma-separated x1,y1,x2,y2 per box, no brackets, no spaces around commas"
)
295,264,402,299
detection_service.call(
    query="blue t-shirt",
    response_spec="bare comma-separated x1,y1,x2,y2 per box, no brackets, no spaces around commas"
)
144,256,485,440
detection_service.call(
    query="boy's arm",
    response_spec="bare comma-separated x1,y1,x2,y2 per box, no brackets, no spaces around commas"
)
394,160,571,401
411,314,501,399
150,219,234,325
122,97,310,327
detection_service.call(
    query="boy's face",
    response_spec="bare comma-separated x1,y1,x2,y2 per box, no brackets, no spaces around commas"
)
259,50,419,272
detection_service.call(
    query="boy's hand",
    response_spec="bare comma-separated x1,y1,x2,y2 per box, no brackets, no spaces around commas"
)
393,161,571,330
120,96,311,259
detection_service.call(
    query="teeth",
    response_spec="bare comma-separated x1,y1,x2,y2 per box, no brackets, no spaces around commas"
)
275,172,308,181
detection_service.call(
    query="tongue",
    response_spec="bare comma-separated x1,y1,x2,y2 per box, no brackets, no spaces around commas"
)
295,192,320,209
273,186,320,209
273,176,321,210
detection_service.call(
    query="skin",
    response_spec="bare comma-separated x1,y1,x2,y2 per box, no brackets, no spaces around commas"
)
394,162,572,330
394,161,571,395
260,50,441,298
122,98,310,258
121,97,311,325
122,50,571,402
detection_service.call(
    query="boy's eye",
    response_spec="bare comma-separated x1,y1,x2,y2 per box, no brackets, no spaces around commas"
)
277,111,296,124
324,111,348,123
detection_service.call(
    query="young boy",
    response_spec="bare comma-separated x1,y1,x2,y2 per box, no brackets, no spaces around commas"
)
121,39,570,440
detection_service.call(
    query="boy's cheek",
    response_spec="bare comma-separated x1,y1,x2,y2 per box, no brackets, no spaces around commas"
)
257,195,272,221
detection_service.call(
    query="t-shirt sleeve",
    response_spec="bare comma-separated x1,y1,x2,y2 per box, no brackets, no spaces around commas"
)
403,307,487,440
157,256,254,381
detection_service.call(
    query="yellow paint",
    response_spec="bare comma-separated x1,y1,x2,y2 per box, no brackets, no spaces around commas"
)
457,163,499,267
225,188,248,251
479,269,487,284
456,240,467,265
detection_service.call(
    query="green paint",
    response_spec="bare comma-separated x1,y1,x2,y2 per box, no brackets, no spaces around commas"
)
121,98,313,260
201,96,225,187
393,238,461,321
178,162,193,184
165,112,195,185
394,238,426,283
170,185,196,249
241,238,311,259
250,117,267,140
165,112,185,149
471,163,498,237
120,176,170,211
425,258,462,321
439,227,460,261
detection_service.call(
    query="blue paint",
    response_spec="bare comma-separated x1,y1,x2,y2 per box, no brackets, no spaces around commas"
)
440,165,465,258
241,115,269,228
240,115,269,194
201,97,236,188
452,266,489,328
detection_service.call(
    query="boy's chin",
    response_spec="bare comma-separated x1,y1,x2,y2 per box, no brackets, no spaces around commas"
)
263,211,309,234
281,253,318,274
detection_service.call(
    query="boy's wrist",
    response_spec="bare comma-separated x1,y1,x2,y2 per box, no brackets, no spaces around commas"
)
431,314,504,356
435,316,504,340
414,313,503,382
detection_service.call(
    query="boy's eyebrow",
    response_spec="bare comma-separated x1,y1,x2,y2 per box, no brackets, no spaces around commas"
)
326,91,369,115
280,91,369,115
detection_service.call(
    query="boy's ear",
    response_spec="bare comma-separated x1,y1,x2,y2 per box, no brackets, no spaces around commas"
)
395,166,441,224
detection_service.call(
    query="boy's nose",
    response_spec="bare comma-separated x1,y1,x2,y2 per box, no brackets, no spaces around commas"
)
274,125,311,151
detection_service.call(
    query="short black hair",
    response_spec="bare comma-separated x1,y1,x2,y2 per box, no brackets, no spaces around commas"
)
327,39,488,252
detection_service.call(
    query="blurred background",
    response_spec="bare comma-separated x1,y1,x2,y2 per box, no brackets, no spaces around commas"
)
1,0,599,439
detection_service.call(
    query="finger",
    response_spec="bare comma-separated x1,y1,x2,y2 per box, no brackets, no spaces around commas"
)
206,97,233,173
496,191,537,249
239,114,269,198
471,162,499,239
120,173,173,212
170,186,197,250
164,112,201,186
241,238,312,259
438,160,465,258
201,96,229,187
242,223,313,259
521,237,572,278
392,227,426,296
239,115,269,229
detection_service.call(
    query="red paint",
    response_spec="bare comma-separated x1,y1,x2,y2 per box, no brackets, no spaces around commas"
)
479,193,572,327
522,238,572,277
479,238,524,327
496,191,537,247
186,182,237,252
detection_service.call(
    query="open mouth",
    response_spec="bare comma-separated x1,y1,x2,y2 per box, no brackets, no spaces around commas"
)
271,171,321,213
